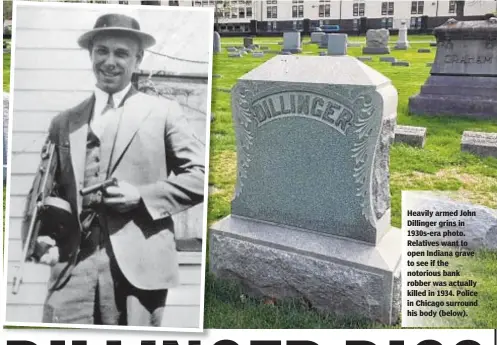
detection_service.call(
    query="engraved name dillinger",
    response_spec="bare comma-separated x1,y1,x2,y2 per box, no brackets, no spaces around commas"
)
252,93,355,135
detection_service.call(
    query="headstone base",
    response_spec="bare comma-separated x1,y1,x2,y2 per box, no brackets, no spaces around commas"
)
409,75,497,119
394,43,409,50
282,48,302,53
362,46,390,54
210,215,402,325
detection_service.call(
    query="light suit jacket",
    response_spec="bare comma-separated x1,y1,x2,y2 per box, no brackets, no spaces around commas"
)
26,88,205,291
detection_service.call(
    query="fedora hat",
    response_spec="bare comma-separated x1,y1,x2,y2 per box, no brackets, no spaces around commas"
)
77,13,156,50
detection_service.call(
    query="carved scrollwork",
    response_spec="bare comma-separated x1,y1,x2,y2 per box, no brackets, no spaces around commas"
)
351,94,376,227
232,82,257,197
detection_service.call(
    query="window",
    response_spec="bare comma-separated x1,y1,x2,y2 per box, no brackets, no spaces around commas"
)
411,1,424,14
353,1,365,16
267,5,277,18
318,4,330,17
292,4,304,17
382,1,394,15
239,7,245,18
449,0,455,13
246,7,252,17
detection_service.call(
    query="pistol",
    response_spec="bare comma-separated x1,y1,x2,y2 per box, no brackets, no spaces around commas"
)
80,177,118,196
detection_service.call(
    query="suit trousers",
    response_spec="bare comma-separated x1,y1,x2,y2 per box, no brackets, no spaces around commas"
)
42,216,168,326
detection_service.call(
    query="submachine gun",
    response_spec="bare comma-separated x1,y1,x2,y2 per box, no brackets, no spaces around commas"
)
12,141,73,295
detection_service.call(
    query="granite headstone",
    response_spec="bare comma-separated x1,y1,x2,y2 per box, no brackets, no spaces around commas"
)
311,31,325,44
244,37,254,48
328,33,347,56
394,21,409,50
282,31,302,53
461,131,497,158
210,54,401,324
213,31,221,54
363,29,390,54
319,33,329,49
409,17,497,119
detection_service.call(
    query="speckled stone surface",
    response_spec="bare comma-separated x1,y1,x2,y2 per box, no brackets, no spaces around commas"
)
409,18,497,118
213,31,221,54
282,32,302,53
363,29,390,54
328,33,348,56
461,131,497,158
380,56,396,63
404,191,497,250
230,55,397,245
394,125,426,147
311,31,325,44
210,55,401,324
210,216,402,324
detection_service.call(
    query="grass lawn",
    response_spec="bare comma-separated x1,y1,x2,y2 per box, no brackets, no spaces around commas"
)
205,35,497,328
4,53,10,92
3,34,497,328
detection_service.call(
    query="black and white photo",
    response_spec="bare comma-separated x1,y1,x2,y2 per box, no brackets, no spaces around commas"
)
3,1,213,331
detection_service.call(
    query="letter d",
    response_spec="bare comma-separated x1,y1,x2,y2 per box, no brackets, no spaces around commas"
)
8,342,37,345
347,341,375,345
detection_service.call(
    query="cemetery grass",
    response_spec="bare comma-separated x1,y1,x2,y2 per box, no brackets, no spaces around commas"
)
4,52,10,92
3,40,497,328
206,36,497,328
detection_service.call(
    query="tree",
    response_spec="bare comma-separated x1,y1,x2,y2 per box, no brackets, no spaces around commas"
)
3,1,12,21
214,0,230,28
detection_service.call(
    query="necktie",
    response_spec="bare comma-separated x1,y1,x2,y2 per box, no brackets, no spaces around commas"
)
101,94,115,115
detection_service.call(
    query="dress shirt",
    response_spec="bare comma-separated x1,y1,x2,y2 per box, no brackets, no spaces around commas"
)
91,84,131,139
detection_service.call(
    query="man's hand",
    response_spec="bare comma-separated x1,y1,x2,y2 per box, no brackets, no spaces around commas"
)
37,236,59,266
103,180,141,213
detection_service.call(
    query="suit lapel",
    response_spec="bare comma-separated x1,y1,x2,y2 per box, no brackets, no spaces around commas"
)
69,95,94,213
110,89,154,174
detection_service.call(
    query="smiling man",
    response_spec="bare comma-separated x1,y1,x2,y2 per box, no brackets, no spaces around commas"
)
23,13,205,327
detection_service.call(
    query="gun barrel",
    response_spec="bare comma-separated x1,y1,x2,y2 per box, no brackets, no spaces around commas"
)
13,203,41,294
80,178,118,196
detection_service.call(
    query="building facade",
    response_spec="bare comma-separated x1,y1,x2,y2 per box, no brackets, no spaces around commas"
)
163,0,497,32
